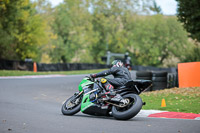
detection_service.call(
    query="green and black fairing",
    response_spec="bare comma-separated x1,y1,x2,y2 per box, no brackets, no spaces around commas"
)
78,77,110,116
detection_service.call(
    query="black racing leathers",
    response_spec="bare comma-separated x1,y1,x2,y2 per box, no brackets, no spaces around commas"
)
95,66,131,88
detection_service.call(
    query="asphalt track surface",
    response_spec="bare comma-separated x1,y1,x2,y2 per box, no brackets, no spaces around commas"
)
0,75,199,133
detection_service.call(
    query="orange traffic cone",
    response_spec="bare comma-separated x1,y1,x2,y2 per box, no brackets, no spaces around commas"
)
33,62,37,72
161,99,166,107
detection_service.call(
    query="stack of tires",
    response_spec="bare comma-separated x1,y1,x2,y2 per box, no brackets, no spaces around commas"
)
136,71,152,91
136,71,168,91
167,73,178,88
152,71,168,91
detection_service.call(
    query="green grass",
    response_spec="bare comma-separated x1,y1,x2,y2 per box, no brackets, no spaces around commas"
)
141,87,200,114
0,69,106,76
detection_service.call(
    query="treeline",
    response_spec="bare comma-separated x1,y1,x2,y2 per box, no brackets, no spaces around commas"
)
0,0,199,67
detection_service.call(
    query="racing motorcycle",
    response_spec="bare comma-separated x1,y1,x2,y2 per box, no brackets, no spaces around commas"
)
61,76,152,120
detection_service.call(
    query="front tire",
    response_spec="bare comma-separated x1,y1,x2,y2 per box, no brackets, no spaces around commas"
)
61,95,82,115
112,93,143,120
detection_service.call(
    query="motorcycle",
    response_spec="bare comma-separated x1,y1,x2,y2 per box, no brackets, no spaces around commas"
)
61,76,152,120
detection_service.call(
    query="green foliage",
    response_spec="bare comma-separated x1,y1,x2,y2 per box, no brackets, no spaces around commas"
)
0,0,18,59
127,15,190,66
183,45,200,62
87,0,153,63
150,0,162,14
34,0,57,63
51,0,94,63
50,0,157,63
0,0,197,66
176,0,200,42
0,0,48,61
176,0,200,63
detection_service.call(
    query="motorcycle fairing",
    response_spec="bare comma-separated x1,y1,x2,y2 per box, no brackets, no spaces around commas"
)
81,93,94,112
80,85,109,116
78,78,94,92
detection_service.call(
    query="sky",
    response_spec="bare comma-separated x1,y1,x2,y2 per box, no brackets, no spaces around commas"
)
155,0,177,15
49,0,178,15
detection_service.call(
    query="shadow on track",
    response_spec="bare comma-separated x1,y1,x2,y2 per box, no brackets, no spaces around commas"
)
60,113,141,121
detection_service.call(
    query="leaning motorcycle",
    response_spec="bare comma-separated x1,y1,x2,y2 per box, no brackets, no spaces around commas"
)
61,76,152,120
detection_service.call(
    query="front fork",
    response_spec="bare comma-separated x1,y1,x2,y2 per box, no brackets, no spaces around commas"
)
70,91,84,103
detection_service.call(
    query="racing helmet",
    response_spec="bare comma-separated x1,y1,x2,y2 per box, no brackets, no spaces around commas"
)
111,60,123,67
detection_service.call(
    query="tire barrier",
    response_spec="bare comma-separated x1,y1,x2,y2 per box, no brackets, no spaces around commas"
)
133,65,177,73
135,71,178,91
152,71,168,77
152,71,168,91
136,71,152,80
152,77,167,82
168,73,178,88
136,71,152,91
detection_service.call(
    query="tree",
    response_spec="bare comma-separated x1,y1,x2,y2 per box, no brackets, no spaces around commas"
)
176,0,200,42
89,0,153,63
150,0,162,14
176,0,200,62
128,15,191,66
51,0,95,63
34,0,57,63
0,0,48,61
183,45,200,62
0,0,19,59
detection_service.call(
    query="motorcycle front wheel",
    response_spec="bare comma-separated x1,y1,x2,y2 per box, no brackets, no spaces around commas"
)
61,94,82,115
112,93,143,120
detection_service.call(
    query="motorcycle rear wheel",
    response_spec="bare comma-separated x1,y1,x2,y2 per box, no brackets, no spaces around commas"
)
112,93,143,120
61,94,82,115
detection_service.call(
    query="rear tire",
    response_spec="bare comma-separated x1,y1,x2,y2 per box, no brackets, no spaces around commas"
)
112,94,143,120
61,95,82,115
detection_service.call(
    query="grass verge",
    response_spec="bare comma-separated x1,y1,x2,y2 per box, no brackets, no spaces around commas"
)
141,87,200,114
0,70,105,76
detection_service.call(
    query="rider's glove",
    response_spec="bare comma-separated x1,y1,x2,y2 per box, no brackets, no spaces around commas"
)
90,74,97,78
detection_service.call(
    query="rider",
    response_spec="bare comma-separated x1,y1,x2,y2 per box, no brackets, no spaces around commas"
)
90,60,132,101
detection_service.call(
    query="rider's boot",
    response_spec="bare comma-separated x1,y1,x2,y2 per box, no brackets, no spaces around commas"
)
105,87,125,103
102,84,124,102
100,78,124,102
102,92,125,103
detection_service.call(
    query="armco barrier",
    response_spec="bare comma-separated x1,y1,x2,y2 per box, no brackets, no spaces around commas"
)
0,59,109,71
1,59,179,88
0,59,33,71
1,59,177,73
